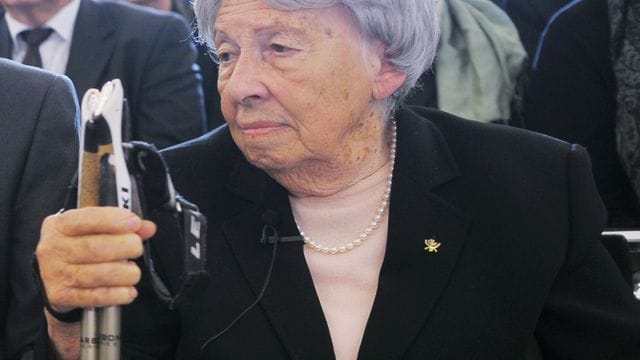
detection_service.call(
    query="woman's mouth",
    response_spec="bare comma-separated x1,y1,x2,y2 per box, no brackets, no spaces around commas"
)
239,121,288,136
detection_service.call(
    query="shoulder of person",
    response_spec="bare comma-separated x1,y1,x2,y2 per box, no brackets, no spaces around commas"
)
156,125,243,213
0,59,65,87
406,105,582,182
161,125,239,174
0,59,75,106
410,105,571,153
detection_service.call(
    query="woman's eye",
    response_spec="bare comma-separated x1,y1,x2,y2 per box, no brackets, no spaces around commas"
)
217,52,233,63
270,43,291,53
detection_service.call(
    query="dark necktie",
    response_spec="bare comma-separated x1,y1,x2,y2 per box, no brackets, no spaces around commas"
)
18,28,54,68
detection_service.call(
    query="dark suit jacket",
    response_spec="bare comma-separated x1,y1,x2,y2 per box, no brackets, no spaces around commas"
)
195,43,225,131
0,59,78,359
489,0,571,59
107,106,640,359
0,0,207,149
523,0,640,227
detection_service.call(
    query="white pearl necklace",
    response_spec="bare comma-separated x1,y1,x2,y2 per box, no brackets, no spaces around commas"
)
295,119,396,255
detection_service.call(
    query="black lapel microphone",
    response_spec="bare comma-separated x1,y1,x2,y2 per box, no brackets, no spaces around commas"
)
259,209,304,245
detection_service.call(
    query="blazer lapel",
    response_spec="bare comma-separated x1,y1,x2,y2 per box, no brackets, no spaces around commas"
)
65,0,116,96
360,109,471,359
0,14,13,59
219,108,470,359
222,162,335,359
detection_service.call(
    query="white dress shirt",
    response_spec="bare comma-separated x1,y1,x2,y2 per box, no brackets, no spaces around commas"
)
5,0,81,74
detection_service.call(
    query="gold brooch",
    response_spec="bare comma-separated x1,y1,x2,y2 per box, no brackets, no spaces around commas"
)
424,239,441,253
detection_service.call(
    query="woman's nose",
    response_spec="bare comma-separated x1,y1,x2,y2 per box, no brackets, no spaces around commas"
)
221,52,270,107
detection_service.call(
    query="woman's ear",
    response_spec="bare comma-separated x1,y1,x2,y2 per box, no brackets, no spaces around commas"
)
372,60,407,100
367,42,406,100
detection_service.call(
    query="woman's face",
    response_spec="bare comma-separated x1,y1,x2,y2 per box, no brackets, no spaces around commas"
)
214,0,387,173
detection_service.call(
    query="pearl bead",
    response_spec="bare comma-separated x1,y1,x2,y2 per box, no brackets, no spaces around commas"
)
295,119,396,255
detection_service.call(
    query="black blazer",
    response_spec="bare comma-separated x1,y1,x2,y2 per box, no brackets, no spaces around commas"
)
110,106,640,359
495,0,571,57
0,59,78,359
0,0,207,149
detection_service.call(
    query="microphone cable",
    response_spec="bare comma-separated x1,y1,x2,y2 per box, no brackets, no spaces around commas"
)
199,225,280,355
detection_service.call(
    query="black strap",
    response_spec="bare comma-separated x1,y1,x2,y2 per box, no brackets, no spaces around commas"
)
32,256,82,323
125,142,208,309
143,196,208,310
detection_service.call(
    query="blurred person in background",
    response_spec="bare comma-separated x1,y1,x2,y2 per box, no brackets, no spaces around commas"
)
0,58,77,360
124,0,226,130
405,0,526,125
524,0,640,227
0,0,207,148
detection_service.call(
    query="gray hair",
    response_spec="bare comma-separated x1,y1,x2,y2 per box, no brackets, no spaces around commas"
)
194,0,439,109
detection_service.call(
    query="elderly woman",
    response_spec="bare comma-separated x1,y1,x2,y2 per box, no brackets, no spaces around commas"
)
35,0,640,359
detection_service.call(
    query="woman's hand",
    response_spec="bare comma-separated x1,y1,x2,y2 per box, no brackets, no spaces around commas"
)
36,207,156,359
36,206,156,312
